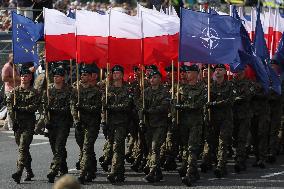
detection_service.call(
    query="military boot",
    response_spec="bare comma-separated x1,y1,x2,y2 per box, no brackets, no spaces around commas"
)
24,168,35,181
107,173,116,184
131,160,141,172
200,162,212,173
125,152,134,164
115,174,125,183
78,174,85,185
181,174,194,187
100,161,110,172
75,161,81,170
12,167,23,184
178,162,187,178
214,167,227,178
163,156,177,171
143,165,150,175
266,154,276,164
47,171,57,183
155,168,163,182
99,155,105,163
143,171,155,183
60,161,68,175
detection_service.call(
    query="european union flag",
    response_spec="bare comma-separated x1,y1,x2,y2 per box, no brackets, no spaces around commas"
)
12,11,44,66
179,8,241,64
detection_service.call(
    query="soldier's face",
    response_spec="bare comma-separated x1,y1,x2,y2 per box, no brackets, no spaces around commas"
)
145,69,153,77
54,75,64,84
214,68,226,79
187,71,198,81
21,74,32,84
112,71,123,81
91,73,98,81
81,73,91,83
150,74,161,86
180,72,187,80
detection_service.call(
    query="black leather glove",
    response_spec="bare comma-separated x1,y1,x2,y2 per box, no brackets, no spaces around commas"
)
74,121,82,132
100,122,109,139
75,103,81,111
139,120,146,134
206,101,217,108
12,105,19,111
175,104,183,110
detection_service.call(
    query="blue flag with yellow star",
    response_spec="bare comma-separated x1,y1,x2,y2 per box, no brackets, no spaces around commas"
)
12,11,44,65
179,8,241,64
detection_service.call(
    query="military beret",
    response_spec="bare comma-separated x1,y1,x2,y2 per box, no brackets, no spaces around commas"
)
80,64,93,74
145,65,158,71
188,64,200,72
52,66,65,76
214,64,226,70
149,70,162,78
164,65,177,72
20,66,32,76
180,65,189,72
133,66,139,72
111,65,124,73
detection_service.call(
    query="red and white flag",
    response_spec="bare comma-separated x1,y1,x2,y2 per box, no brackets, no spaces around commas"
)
44,8,76,62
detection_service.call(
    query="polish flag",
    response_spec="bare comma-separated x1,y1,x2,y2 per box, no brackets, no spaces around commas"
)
263,8,276,54
44,8,76,62
76,10,108,66
272,10,284,55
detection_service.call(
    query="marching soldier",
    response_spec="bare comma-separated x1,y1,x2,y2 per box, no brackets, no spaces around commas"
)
231,67,254,173
138,70,170,183
71,65,102,184
103,65,132,183
201,64,235,178
175,65,206,186
8,66,40,184
44,66,72,183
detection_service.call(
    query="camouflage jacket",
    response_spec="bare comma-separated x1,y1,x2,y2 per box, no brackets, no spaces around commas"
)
7,86,40,123
210,80,235,121
251,81,270,116
43,84,72,124
70,82,102,126
178,82,206,124
102,83,132,126
232,78,254,119
138,85,170,128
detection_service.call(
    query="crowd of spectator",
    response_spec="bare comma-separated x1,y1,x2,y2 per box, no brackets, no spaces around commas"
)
0,0,137,32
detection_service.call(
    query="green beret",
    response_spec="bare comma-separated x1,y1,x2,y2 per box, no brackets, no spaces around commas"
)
145,65,158,71
80,64,92,74
165,66,177,72
112,65,124,73
188,64,199,72
52,66,65,76
180,65,189,72
149,70,162,78
90,64,99,74
214,64,226,70
20,66,32,76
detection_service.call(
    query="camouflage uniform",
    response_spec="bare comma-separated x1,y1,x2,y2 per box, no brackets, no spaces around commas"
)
250,81,270,168
139,84,170,182
104,83,132,182
176,82,205,181
44,84,72,182
201,80,234,177
71,82,102,181
267,89,282,161
7,86,40,183
231,78,253,172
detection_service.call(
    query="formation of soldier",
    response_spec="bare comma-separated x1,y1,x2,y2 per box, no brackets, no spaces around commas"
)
7,61,284,187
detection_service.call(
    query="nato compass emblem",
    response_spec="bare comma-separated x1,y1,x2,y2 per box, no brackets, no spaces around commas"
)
16,24,36,55
191,17,236,55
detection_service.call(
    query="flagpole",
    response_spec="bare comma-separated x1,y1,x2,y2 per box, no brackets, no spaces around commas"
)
250,7,254,40
70,59,73,85
75,9,80,121
176,61,180,126
12,64,16,107
207,8,211,121
270,8,277,59
140,11,146,124
171,60,174,100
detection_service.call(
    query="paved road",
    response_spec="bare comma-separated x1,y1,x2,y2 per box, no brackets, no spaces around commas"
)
1,128,284,189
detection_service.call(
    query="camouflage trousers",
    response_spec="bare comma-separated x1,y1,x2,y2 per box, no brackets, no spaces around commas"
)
48,124,70,173
268,106,282,156
233,118,251,163
202,119,233,169
145,127,167,172
250,114,270,161
14,127,34,172
160,126,179,160
80,126,99,176
108,125,127,175
179,119,202,173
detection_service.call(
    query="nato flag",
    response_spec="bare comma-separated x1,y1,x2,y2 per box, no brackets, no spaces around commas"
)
179,8,241,64
12,11,43,65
